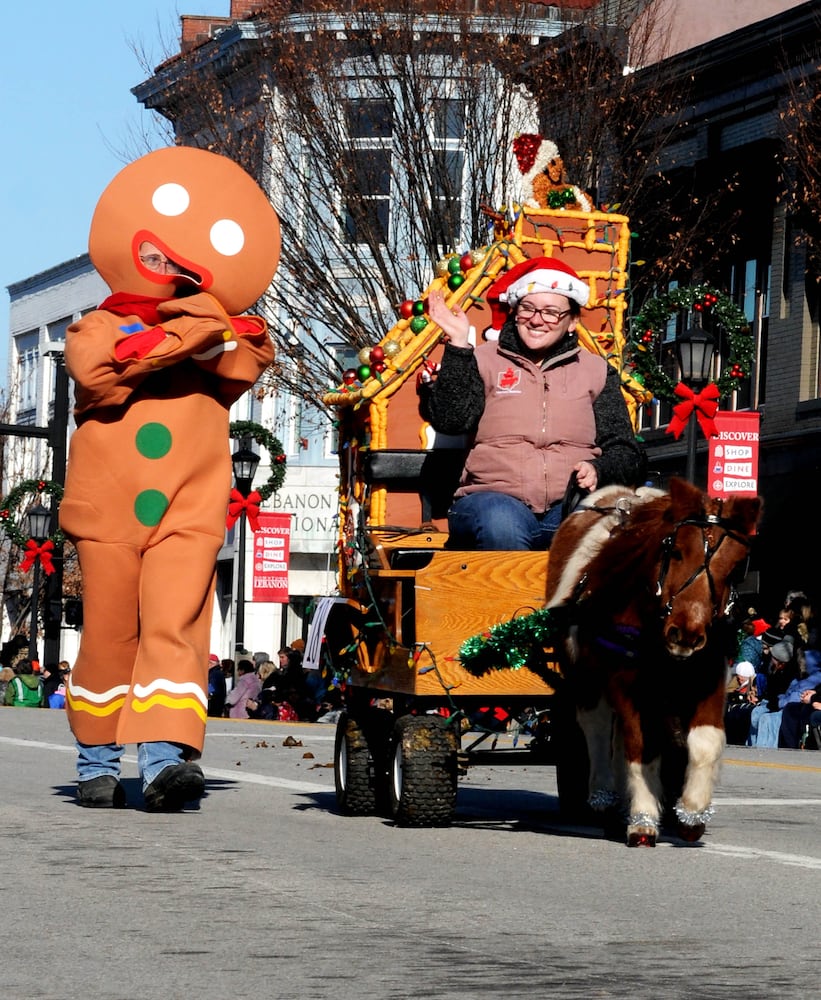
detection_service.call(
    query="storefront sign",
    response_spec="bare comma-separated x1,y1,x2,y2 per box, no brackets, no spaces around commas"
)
252,511,292,603
270,487,337,546
708,410,760,497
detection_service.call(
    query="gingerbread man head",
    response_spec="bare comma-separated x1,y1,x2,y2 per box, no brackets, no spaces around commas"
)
88,146,280,315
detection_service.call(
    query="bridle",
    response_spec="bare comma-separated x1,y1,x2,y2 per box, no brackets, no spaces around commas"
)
655,511,754,620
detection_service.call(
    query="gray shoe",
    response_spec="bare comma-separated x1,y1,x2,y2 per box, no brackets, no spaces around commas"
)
143,762,205,812
77,775,127,808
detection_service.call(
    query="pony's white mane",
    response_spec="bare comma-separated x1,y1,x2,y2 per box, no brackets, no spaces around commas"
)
546,485,665,609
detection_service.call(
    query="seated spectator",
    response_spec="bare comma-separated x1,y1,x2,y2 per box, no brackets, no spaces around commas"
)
779,660,821,748
0,666,15,704
48,662,70,709
725,661,757,745
316,688,344,724
207,654,227,718
4,659,44,707
748,638,798,747
272,690,299,722
40,662,62,707
246,661,278,720
735,612,770,673
222,658,235,695
224,659,261,720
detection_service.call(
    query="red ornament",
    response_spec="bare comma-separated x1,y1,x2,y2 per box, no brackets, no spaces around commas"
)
459,252,474,272
342,369,357,385
693,302,703,312
372,361,386,374
369,345,385,364
399,300,415,320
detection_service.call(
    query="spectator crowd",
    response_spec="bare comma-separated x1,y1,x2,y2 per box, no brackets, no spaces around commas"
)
725,589,821,750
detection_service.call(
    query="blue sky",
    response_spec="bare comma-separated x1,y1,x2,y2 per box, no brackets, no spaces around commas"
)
1,1,228,389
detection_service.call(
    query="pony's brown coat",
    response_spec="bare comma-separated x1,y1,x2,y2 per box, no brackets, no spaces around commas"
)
546,478,762,845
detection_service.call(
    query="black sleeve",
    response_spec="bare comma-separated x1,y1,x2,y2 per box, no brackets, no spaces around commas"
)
591,365,647,488
418,344,486,435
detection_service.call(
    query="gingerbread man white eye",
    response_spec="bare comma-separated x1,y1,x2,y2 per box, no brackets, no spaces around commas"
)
151,182,190,217
210,218,245,257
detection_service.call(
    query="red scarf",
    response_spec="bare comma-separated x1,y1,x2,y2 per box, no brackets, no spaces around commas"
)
99,292,170,325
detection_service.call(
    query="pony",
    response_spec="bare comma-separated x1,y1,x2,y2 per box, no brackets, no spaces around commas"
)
545,477,762,846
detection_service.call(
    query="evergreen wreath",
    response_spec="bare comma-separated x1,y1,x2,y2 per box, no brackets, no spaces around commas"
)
0,478,65,548
629,285,753,402
229,421,287,500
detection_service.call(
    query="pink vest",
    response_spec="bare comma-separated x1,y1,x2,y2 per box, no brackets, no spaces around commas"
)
455,342,607,512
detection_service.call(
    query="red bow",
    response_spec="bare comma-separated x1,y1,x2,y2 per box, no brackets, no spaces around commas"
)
666,381,720,441
19,539,55,575
226,488,262,532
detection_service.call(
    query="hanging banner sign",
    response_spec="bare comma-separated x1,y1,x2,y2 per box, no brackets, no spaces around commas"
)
252,511,291,603
707,410,760,498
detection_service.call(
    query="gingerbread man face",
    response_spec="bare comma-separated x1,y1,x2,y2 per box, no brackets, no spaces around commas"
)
88,146,280,314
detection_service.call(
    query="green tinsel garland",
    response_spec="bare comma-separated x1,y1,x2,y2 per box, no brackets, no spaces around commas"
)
458,606,562,676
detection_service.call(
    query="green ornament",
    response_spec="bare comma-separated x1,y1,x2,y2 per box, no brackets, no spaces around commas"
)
410,316,428,334
412,300,426,316
357,364,372,381
447,256,461,275
447,273,465,291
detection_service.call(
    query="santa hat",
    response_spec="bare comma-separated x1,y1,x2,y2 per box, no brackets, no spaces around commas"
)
486,257,590,332
512,133,559,183
751,618,770,637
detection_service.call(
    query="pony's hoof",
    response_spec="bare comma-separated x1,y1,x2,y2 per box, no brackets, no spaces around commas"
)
676,822,705,843
627,829,657,847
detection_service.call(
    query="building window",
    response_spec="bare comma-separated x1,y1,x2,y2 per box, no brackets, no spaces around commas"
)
15,330,39,418
343,99,393,246
431,99,466,243
729,257,769,410
46,316,71,344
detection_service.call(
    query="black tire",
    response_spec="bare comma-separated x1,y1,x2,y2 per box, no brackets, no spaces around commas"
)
334,708,393,816
388,714,459,827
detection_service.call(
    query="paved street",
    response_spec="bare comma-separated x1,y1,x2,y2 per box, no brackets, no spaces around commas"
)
1,707,819,1000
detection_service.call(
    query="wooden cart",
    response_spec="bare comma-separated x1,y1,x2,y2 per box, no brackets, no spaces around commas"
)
313,204,640,825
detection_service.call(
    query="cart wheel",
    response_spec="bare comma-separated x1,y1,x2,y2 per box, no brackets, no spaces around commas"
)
388,714,458,827
334,709,392,816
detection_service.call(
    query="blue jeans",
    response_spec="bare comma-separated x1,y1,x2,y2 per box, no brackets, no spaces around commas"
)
76,741,189,790
448,491,563,550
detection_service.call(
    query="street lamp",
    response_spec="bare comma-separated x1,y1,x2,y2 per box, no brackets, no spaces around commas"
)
675,324,717,484
26,503,52,663
231,442,260,659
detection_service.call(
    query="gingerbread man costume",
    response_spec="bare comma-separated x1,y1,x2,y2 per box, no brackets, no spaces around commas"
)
61,147,280,809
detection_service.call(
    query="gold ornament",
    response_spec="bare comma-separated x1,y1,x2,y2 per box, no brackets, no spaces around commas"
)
382,340,401,359
435,256,453,278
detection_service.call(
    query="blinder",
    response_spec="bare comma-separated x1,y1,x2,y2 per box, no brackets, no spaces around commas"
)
655,509,754,620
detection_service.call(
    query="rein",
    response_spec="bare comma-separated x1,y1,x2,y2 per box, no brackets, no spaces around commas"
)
655,510,753,619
